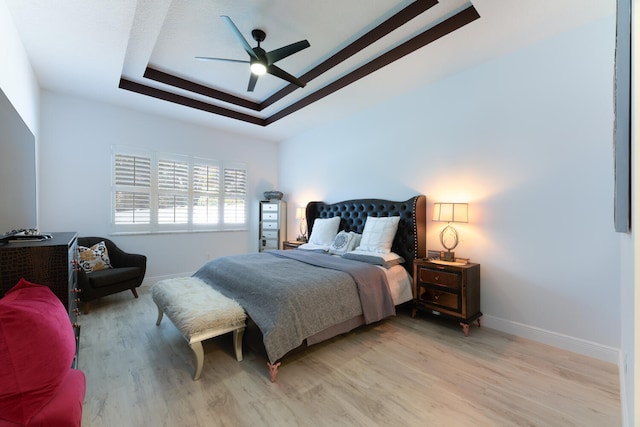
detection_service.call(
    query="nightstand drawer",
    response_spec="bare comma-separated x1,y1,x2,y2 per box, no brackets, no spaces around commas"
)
418,268,459,290
417,287,459,311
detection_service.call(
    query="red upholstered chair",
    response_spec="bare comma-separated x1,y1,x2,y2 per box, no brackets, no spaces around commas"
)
0,279,86,427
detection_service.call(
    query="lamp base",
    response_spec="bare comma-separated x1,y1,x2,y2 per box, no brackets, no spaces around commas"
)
440,251,455,262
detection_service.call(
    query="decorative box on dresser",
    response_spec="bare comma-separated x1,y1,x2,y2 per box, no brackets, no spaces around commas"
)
412,259,481,336
0,232,81,366
259,200,287,251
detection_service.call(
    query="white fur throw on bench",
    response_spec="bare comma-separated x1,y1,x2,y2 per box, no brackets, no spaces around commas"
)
151,276,246,380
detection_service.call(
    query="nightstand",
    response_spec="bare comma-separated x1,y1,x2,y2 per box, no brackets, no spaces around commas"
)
412,259,481,336
282,241,304,250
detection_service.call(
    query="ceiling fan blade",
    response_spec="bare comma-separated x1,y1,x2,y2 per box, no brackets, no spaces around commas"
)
267,64,306,88
220,15,258,60
265,40,310,65
195,56,250,64
247,73,259,92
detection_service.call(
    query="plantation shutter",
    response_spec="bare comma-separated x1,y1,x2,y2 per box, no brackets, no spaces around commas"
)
193,161,221,225
223,165,247,225
157,158,189,224
113,154,151,225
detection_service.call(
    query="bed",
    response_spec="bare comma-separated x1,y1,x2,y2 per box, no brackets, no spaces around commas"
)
193,195,426,381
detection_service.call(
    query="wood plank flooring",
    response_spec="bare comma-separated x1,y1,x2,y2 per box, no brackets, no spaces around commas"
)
79,286,621,426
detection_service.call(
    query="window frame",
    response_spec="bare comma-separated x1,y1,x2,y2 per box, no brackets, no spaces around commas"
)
111,146,248,235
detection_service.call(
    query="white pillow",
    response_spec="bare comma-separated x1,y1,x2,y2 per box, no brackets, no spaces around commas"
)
329,230,358,255
357,216,400,254
298,243,330,252
308,216,341,246
350,232,362,249
342,250,405,268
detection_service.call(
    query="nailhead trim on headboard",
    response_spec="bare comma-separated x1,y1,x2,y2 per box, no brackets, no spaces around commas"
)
306,195,426,276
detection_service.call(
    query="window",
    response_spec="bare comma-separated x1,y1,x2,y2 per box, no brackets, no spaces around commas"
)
157,156,189,225
192,161,220,225
223,164,248,226
111,148,247,234
113,153,151,228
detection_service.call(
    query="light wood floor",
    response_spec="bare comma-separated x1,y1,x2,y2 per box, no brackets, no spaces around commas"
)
79,286,621,427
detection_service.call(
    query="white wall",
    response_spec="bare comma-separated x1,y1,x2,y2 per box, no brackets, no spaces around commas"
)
0,0,39,134
280,16,621,361
0,0,41,230
38,91,279,279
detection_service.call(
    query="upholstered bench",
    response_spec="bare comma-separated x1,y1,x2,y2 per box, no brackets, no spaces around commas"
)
151,277,246,380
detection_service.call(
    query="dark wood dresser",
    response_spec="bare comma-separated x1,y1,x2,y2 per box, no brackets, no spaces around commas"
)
0,232,81,365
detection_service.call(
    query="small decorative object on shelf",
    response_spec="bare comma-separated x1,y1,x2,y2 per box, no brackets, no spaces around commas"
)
263,191,284,200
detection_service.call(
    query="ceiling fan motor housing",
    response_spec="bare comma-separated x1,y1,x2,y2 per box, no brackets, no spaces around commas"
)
251,29,266,43
200,16,310,91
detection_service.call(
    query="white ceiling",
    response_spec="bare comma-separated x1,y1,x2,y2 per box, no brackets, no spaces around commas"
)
5,0,614,142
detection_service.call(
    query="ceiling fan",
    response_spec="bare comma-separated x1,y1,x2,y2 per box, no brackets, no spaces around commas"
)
196,15,310,92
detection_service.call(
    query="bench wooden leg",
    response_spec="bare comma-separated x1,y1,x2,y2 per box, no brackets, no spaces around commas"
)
155,304,164,326
190,341,205,381
131,288,139,298
233,327,245,362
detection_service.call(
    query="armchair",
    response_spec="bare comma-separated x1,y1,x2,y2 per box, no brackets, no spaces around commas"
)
77,237,146,314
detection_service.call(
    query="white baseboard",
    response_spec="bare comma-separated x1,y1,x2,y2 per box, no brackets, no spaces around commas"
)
136,279,622,366
481,314,620,364
141,273,195,288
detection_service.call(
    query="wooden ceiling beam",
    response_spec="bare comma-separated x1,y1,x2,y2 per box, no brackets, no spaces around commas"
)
121,2,480,127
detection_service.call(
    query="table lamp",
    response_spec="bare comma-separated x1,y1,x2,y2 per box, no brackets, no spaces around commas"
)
432,202,468,261
296,207,307,242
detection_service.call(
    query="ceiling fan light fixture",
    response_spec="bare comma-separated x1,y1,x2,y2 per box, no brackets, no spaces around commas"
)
250,61,267,75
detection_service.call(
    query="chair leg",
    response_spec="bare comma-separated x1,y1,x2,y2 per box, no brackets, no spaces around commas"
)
83,302,90,315
131,288,139,298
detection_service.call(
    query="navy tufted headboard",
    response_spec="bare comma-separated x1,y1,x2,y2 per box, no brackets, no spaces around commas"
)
306,195,426,276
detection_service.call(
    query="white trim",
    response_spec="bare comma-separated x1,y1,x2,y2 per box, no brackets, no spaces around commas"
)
481,314,620,364
140,272,196,288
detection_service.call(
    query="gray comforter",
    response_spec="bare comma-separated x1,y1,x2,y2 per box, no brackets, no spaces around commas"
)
193,250,395,362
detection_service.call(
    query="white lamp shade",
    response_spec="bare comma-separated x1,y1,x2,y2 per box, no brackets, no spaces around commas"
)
433,203,468,223
296,207,306,220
